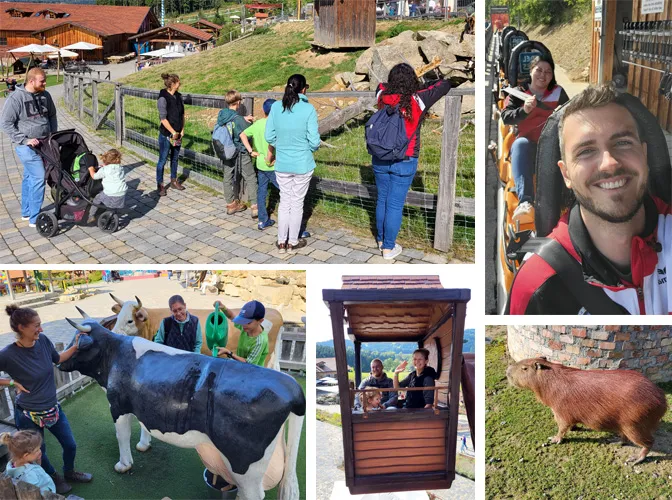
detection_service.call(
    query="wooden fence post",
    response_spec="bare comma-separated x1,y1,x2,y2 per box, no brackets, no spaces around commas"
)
114,84,123,146
92,80,98,127
78,77,84,120
243,96,254,116
433,95,462,253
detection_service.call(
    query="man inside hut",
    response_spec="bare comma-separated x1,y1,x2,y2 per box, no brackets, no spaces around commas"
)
393,348,437,409
508,84,672,315
356,358,394,410
154,295,203,353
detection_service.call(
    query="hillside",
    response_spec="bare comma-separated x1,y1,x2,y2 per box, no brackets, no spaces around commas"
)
120,19,465,93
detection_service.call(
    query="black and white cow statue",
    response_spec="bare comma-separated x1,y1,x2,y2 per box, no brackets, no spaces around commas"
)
60,318,305,500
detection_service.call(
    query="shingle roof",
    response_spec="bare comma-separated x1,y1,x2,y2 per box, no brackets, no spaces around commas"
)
342,275,444,290
191,18,222,30
128,23,214,42
1,2,154,37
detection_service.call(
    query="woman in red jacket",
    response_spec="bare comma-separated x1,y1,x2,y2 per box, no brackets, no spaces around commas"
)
374,64,451,260
501,54,569,224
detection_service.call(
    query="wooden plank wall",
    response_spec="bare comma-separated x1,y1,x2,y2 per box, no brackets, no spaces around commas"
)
423,307,453,406
590,0,600,84
40,25,104,61
314,0,337,47
353,420,446,476
627,0,672,132
337,0,376,48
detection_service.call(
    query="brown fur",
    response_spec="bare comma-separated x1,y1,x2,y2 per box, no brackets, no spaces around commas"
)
507,357,668,464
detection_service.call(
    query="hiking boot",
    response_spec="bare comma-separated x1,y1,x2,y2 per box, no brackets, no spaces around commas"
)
170,178,185,191
512,201,535,226
157,183,167,197
65,470,93,483
250,204,258,219
50,472,72,495
226,201,247,215
258,219,276,230
276,242,287,255
287,238,307,254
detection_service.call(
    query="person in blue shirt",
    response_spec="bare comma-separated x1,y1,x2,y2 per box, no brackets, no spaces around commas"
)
154,295,203,353
265,74,320,254
2,430,56,494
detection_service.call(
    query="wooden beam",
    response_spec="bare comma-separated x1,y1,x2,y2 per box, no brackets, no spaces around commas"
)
354,341,361,388
318,98,376,135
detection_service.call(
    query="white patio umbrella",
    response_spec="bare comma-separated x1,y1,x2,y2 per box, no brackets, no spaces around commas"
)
47,49,78,59
9,44,59,80
62,42,103,62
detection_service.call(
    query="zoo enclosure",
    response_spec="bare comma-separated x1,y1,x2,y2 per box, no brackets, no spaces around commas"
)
62,74,475,256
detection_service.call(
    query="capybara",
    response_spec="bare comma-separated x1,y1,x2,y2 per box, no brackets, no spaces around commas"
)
506,357,668,464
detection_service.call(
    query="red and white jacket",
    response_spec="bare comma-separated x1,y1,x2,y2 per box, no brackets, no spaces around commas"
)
508,196,672,315
501,83,569,143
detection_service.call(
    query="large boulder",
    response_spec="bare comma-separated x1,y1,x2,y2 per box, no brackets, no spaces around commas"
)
429,81,475,119
369,43,424,90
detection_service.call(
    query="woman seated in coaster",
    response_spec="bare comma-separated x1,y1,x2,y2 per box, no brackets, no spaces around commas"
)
393,348,437,409
501,54,569,225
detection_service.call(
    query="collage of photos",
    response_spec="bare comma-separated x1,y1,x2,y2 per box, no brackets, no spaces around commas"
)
1,0,672,499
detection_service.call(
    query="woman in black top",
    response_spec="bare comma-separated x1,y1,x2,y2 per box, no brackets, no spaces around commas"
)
156,73,186,196
393,348,437,409
0,305,92,495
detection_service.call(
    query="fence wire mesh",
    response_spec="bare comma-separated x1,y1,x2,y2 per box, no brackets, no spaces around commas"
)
67,77,475,259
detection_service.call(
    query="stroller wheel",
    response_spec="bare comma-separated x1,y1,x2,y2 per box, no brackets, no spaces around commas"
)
36,212,58,238
98,211,119,233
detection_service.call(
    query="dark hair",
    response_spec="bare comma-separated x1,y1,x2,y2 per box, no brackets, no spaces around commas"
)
529,54,557,90
413,348,430,361
5,305,38,334
282,74,307,112
161,73,180,90
168,295,186,309
382,63,420,118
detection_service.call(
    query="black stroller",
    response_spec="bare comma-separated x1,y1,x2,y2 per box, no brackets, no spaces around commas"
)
34,129,120,237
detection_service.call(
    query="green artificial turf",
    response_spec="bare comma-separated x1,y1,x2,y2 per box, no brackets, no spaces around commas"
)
44,376,306,499
486,338,672,499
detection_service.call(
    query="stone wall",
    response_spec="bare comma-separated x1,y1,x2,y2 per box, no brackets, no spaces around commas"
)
216,271,306,313
508,325,672,382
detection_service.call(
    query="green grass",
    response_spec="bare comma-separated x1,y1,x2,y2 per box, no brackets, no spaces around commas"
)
44,377,306,499
486,339,672,499
316,410,342,427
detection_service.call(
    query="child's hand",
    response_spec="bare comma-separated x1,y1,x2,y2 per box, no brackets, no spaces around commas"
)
250,152,259,158
244,115,254,123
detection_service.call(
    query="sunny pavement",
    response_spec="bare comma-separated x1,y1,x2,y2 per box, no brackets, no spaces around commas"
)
0,275,304,348
0,79,448,265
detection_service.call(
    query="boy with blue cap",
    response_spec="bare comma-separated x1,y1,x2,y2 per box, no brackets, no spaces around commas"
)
240,99,278,231
213,300,271,367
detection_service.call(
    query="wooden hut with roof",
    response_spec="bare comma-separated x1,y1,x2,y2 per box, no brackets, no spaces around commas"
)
190,19,223,38
322,275,472,494
128,23,214,54
313,0,376,49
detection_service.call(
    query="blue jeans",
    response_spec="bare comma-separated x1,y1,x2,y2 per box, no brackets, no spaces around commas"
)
511,137,537,204
257,170,278,223
16,145,46,224
15,404,77,475
372,156,418,250
156,133,180,184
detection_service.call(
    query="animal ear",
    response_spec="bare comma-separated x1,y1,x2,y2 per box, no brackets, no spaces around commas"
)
535,362,550,371
135,309,147,322
112,304,121,314
540,356,548,361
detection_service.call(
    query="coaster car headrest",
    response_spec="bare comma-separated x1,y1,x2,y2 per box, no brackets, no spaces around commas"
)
508,40,551,85
501,29,528,78
498,26,517,68
534,92,672,237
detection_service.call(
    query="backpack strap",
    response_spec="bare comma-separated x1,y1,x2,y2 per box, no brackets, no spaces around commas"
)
511,237,630,315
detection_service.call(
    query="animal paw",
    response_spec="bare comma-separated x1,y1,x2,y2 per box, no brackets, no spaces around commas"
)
136,442,151,452
548,436,562,444
114,461,133,473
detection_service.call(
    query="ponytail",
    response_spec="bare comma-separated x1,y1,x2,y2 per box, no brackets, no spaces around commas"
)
282,74,307,112
5,304,38,336
0,431,42,461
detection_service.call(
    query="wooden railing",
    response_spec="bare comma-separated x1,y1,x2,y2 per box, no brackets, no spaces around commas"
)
279,323,306,373
353,386,444,417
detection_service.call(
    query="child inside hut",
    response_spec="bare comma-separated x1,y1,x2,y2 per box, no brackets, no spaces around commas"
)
362,388,382,412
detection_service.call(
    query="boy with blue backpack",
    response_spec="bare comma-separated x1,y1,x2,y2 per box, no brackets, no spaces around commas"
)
364,63,451,260
214,91,257,216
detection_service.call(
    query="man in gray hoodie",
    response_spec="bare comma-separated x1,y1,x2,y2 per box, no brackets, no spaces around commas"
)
0,68,57,226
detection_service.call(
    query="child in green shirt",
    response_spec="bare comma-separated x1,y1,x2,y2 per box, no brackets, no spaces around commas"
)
213,300,270,367
240,99,279,231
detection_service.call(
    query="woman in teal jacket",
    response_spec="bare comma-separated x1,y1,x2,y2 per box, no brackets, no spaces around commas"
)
265,74,320,254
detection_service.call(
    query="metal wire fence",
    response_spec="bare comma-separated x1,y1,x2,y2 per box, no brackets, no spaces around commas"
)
65,75,474,258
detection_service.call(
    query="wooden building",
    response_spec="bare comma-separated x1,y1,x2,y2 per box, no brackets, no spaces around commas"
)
313,0,376,49
129,23,214,54
1,3,159,61
190,19,223,38
591,0,672,132
322,275,471,495
246,3,282,26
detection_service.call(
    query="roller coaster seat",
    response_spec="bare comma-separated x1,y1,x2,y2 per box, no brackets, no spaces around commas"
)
501,29,528,78
508,40,551,86
534,92,672,238
498,26,517,71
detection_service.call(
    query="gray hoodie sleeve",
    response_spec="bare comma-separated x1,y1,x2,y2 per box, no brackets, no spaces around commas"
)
0,94,27,145
47,93,57,133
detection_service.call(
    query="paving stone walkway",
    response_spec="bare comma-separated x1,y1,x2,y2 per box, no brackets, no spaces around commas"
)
0,86,448,264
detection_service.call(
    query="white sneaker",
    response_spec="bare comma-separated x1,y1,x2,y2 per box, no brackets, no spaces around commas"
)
382,244,402,260
29,223,36,228
21,216,29,221
512,201,535,225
